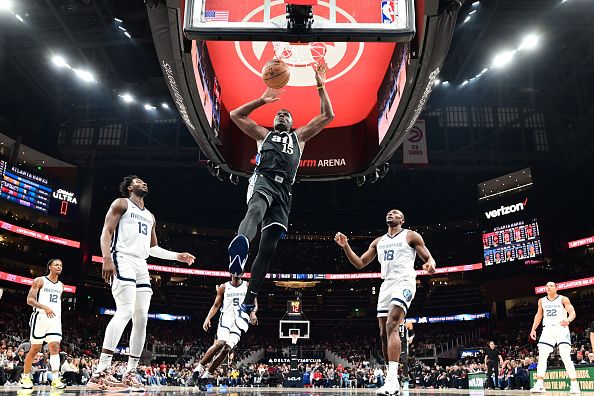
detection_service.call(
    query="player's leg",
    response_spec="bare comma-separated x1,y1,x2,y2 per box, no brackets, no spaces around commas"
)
200,340,226,369
376,280,390,366
531,341,553,393
47,340,66,389
229,192,269,275
206,344,232,376
558,338,580,394
378,317,388,365
20,341,42,389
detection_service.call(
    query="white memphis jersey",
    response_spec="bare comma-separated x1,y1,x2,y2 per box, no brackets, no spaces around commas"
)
111,199,154,259
221,281,248,318
377,229,417,280
36,277,63,317
541,295,567,326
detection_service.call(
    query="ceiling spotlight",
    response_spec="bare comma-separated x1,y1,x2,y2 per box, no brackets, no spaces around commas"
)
442,80,450,86
229,174,239,185
118,26,127,32
355,176,366,187
469,10,476,15
15,14,23,22
74,68,95,83
120,93,134,103
462,80,469,86
492,50,515,68
434,79,441,86
114,17,122,23
144,104,156,110
519,34,539,51
51,55,68,68
0,0,12,11
463,16,471,23
124,32,131,38
471,1,479,6
161,103,169,109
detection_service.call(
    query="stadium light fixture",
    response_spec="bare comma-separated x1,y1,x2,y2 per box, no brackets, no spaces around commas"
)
519,34,539,51
462,80,469,86
118,26,127,32
15,13,23,22
469,10,476,15
114,17,122,23
492,50,515,68
0,0,12,11
434,79,441,86
161,103,169,109
120,93,134,103
74,68,96,83
51,55,68,68
124,32,131,38
463,16,471,23
144,104,156,110
442,80,450,86
472,1,479,7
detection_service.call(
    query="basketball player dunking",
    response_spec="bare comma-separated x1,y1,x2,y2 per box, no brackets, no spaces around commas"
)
225,61,334,347
530,281,580,394
19,259,66,390
335,209,436,396
197,273,258,381
87,175,194,391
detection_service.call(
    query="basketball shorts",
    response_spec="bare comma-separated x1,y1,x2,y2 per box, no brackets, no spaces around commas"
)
216,312,236,344
30,311,62,344
538,325,571,349
246,173,292,232
377,278,416,317
111,252,153,302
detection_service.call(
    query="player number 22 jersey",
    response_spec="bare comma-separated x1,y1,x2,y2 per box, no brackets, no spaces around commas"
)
541,295,567,326
377,229,417,280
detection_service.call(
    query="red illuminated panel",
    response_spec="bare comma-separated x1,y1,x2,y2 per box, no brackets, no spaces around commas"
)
534,277,594,294
0,220,80,248
0,271,76,293
198,0,397,128
92,256,481,279
568,235,594,248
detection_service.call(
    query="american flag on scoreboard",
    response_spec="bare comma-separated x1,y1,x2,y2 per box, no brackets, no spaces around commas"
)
204,10,229,22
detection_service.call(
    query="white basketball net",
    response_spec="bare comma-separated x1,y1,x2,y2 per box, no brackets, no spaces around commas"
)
272,41,329,67
290,333,300,345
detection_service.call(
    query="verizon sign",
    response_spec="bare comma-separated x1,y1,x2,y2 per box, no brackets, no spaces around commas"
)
485,198,528,219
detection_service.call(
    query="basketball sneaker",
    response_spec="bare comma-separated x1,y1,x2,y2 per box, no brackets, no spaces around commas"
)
530,381,546,393
19,375,33,390
105,374,129,391
201,371,215,379
86,373,108,391
228,235,249,276
51,377,66,389
376,376,400,396
123,371,145,392
570,382,581,394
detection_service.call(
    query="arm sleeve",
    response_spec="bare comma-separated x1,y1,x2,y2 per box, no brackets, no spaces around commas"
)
149,245,178,260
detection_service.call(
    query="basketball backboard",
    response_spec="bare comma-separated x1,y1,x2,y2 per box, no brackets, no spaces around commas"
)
279,319,310,341
184,0,415,42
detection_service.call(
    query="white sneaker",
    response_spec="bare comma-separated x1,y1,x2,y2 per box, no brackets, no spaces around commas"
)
530,383,546,393
570,382,581,394
201,371,214,379
376,378,400,395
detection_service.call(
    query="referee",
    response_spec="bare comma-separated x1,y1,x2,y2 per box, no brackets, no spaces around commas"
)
484,341,503,389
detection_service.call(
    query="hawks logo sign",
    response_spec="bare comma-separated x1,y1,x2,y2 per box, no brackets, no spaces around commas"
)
234,1,364,87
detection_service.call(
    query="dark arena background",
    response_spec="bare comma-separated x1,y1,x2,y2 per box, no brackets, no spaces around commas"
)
0,0,593,395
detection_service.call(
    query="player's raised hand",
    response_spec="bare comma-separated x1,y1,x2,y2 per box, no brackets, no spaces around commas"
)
422,262,436,275
177,252,195,265
313,61,328,86
530,329,537,340
203,318,211,332
250,312,259,326
261,87,282,103
334,232,348,247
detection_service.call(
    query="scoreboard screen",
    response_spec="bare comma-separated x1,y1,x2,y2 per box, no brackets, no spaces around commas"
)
0,160,51,213
483,220,543,265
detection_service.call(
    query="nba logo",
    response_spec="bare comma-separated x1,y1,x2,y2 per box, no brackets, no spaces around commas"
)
381,0,397,24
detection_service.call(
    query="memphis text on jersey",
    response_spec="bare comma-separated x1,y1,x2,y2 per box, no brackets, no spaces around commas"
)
130,212,152,224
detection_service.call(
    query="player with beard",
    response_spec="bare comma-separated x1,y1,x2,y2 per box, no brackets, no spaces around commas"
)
87,175,195,391
226,62,334,348
335,209,436,396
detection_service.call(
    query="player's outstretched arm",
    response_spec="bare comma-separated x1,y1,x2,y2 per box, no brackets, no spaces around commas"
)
408,231,436,274
561,296,576,326
530,299,544,340
230,88,279,141
203,284,225,331
296,62,335,144
149,216,195,265
334,232,379,269
250,297,259,325
100,198,128,284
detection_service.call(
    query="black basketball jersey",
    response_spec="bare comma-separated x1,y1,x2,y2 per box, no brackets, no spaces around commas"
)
254,130,301,184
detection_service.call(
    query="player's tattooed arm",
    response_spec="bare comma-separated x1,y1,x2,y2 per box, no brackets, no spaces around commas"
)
27,277,55,317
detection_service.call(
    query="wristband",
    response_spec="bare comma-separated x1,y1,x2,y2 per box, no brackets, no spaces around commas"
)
317,85,325,90
149,245,178,260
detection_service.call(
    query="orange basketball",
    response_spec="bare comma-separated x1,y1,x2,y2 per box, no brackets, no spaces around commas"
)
262,59,290,89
